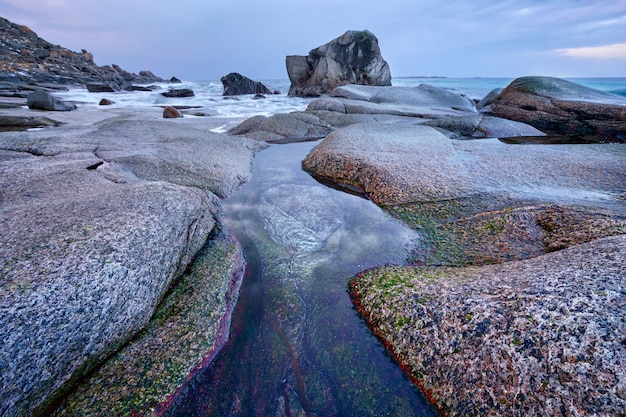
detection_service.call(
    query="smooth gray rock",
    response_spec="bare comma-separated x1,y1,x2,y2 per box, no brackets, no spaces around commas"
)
0,114,61,129
86,82,121,93
26,89,76,111
476,87,502,111
0,117,263,416
287,30,392,97
302,122,626,212
231,84,544,143
328,84,476,118
228,112,332,143
424,114,545,139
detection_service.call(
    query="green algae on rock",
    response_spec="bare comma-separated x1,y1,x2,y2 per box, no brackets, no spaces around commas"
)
51,235,244,417
387,203,626,266
349,234,626,417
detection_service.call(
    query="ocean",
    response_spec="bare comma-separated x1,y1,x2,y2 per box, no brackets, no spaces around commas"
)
55,77,626,119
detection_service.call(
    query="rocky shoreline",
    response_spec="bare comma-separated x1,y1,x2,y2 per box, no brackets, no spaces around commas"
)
1,19,625,416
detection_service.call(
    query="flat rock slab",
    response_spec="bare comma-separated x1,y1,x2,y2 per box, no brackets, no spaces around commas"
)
0,116,261,416
350,234,626,417
302,123,626,213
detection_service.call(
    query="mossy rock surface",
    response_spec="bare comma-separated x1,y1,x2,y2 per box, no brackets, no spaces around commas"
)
52,236,244,417
350,234,626,417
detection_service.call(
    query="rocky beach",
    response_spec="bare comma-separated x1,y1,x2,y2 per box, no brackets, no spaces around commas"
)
1,17,625,417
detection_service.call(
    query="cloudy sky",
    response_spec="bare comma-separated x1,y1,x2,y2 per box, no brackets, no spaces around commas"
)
1,0,625,81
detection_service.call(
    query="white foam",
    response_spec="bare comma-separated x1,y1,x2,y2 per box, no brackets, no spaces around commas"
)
54,80,313,119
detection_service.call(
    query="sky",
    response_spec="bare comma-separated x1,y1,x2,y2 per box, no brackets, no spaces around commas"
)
1,0,625,81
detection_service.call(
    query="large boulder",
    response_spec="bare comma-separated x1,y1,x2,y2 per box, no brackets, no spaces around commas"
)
0,117,264,416
286,30,392,97
484,76,626,143
350,234,626,416
220,72,273,96
26,89,76,111
228,111,333,143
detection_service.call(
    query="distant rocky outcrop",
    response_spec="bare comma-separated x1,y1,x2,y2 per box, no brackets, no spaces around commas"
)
286,30,392,97
220,72,273,96
483,76,626,143
0,16,165,86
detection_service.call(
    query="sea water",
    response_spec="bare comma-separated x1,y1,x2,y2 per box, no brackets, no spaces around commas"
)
55,77,626,119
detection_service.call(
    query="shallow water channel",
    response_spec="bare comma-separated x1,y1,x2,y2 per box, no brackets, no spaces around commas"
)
167,141,436,416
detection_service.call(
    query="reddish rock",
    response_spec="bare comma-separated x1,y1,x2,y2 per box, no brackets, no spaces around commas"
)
163,106,183,118
99,98,114,106
485,76,626,143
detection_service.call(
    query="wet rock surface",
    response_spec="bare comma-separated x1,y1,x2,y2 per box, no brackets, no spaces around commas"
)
229,83,545,143
0,114,263,416
166,142,434,417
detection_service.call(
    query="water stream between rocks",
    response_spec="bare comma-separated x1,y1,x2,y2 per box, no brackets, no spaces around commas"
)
166,141,437,416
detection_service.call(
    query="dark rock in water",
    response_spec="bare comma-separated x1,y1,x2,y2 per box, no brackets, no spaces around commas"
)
27,89,76,111
484,76,626,143
286,30,392,97
220,72,273,96
127,85,157,92
162,88,195,98
86,82,120,93
170,76,182,83
98,98,114,106
253,94,265,99
0,16,165,85
163,106,183,118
